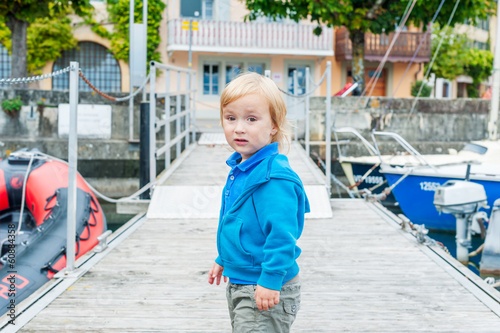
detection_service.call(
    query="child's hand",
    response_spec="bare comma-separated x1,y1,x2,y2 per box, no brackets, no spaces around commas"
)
255,285,280,311
208,262,227,285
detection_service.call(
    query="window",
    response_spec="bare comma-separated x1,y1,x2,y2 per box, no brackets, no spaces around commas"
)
181,0,212,19
203,0,214,19
181,0,202,18
52,42,121,92
287,66,307,95
200,57,270,97
475,18,489,31
255,15,284,23
248,63,265,75
225,63,242,84
0,44,11,81
442,82,449,98
203,63,219,95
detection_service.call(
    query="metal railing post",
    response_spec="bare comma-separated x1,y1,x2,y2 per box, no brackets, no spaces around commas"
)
66,61,79,274
191,72,197,143
176,71,181,159
185,72,190,147
293,70,299,141
128,0,134,141
139,102,151,199
149,61,157,184
305,67,310,157
165,69,171,170
325,61,332,195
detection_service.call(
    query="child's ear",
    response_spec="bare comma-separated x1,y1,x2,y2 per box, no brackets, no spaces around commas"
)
271,124,278,136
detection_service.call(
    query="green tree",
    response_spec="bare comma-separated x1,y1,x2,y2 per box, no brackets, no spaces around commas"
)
426,24,493,98
243,0,495,93
464,48,493,97
0,0,92,83
411,80,432,97
425,25,468,82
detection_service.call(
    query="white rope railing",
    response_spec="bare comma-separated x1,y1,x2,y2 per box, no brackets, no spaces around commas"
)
0,66,73,85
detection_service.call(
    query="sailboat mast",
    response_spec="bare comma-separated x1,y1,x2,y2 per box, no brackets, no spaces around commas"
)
489,4,500,140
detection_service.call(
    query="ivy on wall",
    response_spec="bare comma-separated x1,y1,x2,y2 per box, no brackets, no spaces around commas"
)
103,0,166,65
0,18,10,50
27,16,78,74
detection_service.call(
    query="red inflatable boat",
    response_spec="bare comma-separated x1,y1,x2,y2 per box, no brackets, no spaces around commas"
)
0,149,107,316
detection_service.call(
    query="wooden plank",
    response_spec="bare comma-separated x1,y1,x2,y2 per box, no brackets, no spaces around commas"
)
19,199,500,332
148,143,332,219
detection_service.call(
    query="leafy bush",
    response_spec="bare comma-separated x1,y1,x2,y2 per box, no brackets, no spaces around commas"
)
1,97,23,117
466,84,479,98
411,80,432,97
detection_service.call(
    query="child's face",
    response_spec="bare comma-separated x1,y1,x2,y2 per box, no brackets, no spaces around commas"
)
222,93,277,162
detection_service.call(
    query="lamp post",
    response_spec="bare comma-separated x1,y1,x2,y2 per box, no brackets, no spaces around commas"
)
129,0,148,140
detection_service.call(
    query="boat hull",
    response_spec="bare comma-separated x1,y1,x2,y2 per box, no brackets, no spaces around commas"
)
0,151,107,316
384,171,500,231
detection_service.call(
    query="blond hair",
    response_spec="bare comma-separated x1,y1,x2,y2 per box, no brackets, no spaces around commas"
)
220,72,290,151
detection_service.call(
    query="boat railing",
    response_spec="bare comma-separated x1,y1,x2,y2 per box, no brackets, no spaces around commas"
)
333,127,378,159
371,131,434,167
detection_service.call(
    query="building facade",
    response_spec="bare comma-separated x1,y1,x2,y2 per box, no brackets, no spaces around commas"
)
0,0,437,120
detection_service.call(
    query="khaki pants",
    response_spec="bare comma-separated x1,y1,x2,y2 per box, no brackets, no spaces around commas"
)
226,278,301,333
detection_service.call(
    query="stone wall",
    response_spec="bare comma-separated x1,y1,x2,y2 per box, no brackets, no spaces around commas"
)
0,89,181,162
306,96,492,156
0,89,494,172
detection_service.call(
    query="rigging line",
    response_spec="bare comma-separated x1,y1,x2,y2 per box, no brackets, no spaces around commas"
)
362,0,417,100
387,169,412,191
389,0,447,99
363,2,417,100
405,0,461,127
352,0,418,109
348,162,381,189
372,0,447,132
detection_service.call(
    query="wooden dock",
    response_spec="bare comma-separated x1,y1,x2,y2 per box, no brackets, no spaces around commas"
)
5,140,500,332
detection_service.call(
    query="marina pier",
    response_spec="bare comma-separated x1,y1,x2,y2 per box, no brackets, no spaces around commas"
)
3,137,500,332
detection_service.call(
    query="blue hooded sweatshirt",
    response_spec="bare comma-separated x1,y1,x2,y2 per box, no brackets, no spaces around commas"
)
215,149,310,291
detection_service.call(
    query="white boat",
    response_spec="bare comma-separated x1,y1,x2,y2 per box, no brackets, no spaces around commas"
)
334,127,500,209
375,3,500,231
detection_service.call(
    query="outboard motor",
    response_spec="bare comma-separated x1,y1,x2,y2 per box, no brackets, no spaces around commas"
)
434,180,488,264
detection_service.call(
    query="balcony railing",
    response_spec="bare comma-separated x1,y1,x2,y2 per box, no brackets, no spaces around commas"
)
335,27,431,62
168,18,333,56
